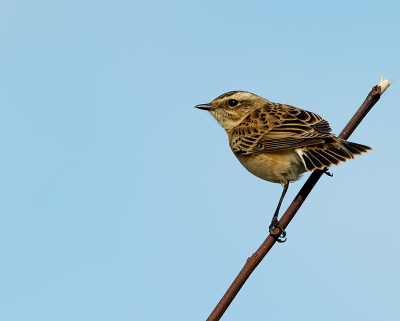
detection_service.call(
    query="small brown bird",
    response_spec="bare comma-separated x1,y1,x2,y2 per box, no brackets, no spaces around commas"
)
196,91,371,242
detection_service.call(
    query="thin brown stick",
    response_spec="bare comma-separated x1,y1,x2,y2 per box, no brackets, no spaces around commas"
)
207,84,383,321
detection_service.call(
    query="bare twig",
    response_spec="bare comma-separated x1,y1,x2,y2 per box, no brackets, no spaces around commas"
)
206,78,394,321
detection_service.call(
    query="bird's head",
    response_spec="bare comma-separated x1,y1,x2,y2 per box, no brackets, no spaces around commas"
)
195,91,269,132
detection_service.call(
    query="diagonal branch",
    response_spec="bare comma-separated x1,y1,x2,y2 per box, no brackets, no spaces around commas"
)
206,77,395,321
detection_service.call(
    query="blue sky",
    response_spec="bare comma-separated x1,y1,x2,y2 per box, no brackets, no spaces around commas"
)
1,1,399,320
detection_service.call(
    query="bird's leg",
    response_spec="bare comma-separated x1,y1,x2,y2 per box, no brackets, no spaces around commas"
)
269,182,289,243
323,167,333,177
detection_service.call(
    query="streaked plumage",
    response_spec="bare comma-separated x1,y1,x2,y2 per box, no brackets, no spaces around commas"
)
195,91,372,241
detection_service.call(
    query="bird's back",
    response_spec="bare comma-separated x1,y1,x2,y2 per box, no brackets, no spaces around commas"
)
228,102,372,180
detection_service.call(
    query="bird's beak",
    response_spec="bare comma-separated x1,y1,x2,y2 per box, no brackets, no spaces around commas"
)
195,103,218,111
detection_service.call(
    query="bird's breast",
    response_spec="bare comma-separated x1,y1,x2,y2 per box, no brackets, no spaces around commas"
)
234,150,306,186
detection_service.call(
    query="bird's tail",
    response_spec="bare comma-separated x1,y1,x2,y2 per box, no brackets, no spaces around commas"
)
297,140,372,172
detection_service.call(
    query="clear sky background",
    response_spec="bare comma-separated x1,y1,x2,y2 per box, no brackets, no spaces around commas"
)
1,1,399,320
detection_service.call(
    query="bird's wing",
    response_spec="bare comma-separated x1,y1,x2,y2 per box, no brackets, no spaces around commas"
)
229,103,336,155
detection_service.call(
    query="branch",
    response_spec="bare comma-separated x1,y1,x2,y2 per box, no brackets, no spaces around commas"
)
206,77,396,321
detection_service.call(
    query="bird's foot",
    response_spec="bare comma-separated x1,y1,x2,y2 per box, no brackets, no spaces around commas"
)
269,218,287,243
323,167,333,177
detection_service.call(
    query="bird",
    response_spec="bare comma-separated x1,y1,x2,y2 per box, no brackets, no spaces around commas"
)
195,91,372,242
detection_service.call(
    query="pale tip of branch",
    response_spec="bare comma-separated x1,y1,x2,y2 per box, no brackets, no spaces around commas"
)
379,76,397,94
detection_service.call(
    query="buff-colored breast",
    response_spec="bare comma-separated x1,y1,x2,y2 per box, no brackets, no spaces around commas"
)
234,150,307,186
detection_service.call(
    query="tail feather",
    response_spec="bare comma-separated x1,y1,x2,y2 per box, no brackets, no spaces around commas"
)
344,141,372,154
317,150,341,166
343,143,363,156
324,148,349,162
297,139,372,172
330,146,354,159
306,150,324,169
307,149,332,167
301,153,317,171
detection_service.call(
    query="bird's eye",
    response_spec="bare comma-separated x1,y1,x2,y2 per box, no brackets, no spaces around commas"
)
228,99,239,107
